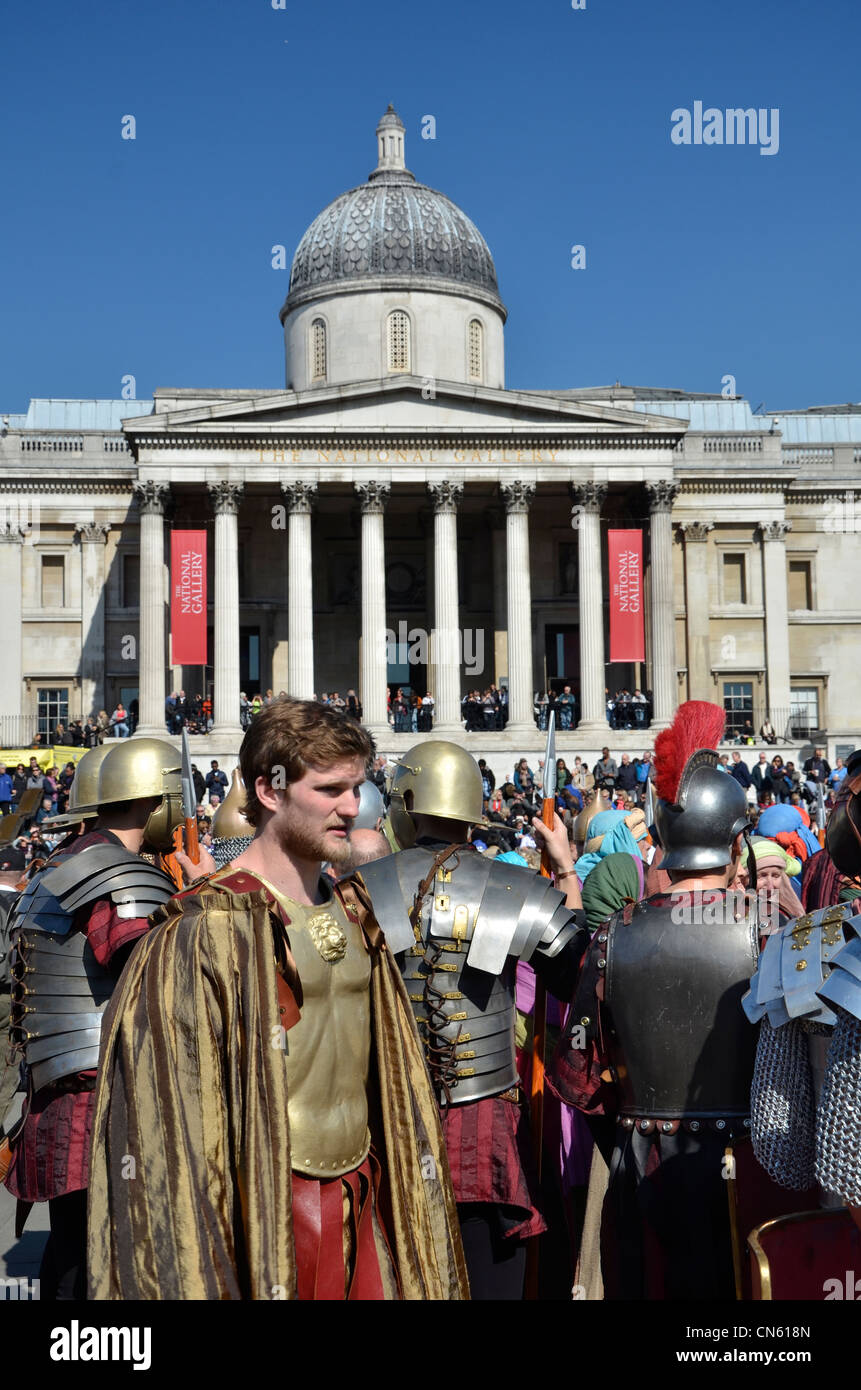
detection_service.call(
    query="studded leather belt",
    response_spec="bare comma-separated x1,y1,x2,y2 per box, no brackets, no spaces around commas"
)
618,1115,751,1136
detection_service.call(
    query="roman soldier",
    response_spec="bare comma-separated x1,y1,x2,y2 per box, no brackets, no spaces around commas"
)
550,701,760,1300
87,699,467,1300
4,737,183,1299
340,739,587,1299
744,752,861,1211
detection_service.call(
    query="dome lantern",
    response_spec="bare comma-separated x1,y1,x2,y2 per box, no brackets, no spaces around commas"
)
370,105,412,183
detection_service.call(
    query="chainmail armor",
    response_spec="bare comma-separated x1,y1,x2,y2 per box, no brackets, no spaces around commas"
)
211,837,252,870
814,1010,861,1205
749,1017,829,1190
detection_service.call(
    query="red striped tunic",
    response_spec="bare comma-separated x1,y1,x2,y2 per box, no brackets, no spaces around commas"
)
441,1095,545,1240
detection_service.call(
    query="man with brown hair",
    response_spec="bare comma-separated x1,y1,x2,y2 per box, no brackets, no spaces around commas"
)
88,698,467,1300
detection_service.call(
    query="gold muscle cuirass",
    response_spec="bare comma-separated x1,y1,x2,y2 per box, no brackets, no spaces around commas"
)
256,874,371,1179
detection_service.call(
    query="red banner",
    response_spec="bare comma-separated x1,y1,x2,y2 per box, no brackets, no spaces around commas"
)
608,529,645,662
170,530,207,665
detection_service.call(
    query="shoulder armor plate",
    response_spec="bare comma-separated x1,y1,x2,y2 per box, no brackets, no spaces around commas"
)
742,904,859,1029
817,931,861,1023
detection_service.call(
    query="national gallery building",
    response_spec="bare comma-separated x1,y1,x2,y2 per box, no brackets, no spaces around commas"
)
1,108,860,768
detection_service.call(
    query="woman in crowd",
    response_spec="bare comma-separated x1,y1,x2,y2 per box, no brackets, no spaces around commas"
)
555,759,573,794
513,758,536,802
11,764,27,811
734,836,802,934
769,754,792,803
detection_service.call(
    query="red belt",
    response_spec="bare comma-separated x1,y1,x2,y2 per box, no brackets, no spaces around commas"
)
292,1152,393,1300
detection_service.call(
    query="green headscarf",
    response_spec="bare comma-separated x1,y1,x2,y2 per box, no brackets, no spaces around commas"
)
581,852,642,934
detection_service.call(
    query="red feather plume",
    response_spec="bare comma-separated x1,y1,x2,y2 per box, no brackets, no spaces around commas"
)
654,700,726,803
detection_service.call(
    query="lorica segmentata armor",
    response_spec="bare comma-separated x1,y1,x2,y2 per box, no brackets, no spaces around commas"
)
9,842,175,1090
360,846,578,1105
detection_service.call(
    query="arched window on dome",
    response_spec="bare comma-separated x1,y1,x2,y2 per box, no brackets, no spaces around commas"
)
467,318,484,382
311,318,327,381
387,310,411,373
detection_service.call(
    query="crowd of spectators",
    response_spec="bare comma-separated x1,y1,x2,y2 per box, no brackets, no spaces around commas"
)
31,703,139,749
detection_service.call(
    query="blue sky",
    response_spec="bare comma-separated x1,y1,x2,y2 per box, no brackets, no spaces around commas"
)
1,0,858,414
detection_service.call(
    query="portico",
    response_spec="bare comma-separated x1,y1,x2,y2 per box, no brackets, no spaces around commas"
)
122,377,685,752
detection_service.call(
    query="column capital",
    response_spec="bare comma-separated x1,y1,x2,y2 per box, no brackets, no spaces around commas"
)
570,481,607,524
758,519,792,542
500,481,535,514
207,480,245,516
74,521,111,544
355,480,391,515
133,480,171,515
281,480,318,515
645,480,679,513
677,520,713,542
0,525,26,544
428,479,463,514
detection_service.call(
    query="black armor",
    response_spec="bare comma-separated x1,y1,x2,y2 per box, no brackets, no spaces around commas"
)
602,894,759,1119
359,845,582,1105
9,841,175,1089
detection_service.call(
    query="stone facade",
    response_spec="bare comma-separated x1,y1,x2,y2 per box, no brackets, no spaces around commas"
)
1,110,860,778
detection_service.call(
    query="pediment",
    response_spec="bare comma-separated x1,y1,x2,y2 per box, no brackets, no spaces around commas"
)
124,378,687,439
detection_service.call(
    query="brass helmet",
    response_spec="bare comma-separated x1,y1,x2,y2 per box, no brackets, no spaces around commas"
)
211,767,253,841
389,740,487,849
40,744,115,829
572,790,611,850
96,737,183,851
210,767,254,869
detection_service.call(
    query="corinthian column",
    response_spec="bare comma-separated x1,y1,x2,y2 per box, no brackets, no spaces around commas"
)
208,481,244,737
501,481,536,732
281,481,317,699
758,519,792,738
0,524,25,736
355,481,390,728
646,480,680,728
678,521,713,701
572,482,607,730
428,480,463,732
132,482,170,737
75,522,111,720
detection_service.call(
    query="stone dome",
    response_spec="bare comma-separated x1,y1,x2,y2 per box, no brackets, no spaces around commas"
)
281,107,505,321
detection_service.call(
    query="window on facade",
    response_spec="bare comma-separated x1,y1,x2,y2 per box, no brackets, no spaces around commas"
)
387,310,410,372
38,687,69,738
723,680,753,736
41,555,65,607
468,318,483,381
788,559,812,610
311,318,327,380
722,553,747,604
791,687,820,736
122,553,140,607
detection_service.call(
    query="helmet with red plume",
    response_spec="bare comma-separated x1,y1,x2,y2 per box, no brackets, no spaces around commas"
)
654,702,749,872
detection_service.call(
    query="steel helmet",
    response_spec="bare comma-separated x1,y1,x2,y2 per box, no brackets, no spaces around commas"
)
96,737,183,851
655,750,749,872
388,740,487,849
354,780,386,831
